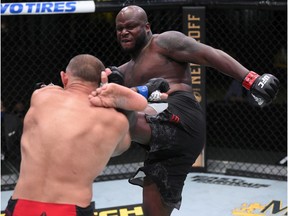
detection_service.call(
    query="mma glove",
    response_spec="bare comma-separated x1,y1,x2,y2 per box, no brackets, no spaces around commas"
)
242,71,279,107
136,78,170,102
107,66,125,85
34,82,46,90
34,82,54,90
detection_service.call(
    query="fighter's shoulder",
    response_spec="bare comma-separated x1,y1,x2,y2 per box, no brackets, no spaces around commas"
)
118,62,131,74
154,31,192,49
155,31,187,42
118,63,128,70
32,85,63,99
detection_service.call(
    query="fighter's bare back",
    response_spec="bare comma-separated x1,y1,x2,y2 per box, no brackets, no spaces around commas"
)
12,85,130,207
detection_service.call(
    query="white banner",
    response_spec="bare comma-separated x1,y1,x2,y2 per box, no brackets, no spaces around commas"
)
1,1,95,16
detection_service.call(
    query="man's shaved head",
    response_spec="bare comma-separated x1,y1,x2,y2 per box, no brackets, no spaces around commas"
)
116,5,148,24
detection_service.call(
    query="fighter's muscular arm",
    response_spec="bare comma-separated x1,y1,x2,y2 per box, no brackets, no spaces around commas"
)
156,31,249,81
111,115,131,157
156,31,279,107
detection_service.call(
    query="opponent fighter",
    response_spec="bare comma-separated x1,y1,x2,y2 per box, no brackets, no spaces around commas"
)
103,5,279,216
4,54,148,216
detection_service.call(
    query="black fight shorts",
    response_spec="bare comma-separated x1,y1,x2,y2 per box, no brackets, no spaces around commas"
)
129,91,205,210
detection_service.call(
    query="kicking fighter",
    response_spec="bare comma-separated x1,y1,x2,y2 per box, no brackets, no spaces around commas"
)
101,5,280,216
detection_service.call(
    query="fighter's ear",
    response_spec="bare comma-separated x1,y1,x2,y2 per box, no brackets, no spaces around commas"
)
60,71,68,87
145,22,151,31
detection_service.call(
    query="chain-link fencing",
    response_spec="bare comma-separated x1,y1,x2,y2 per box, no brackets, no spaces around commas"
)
1,0,287,190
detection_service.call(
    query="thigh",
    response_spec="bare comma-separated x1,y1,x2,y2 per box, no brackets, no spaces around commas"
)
143,177,174,216
131,112,153,144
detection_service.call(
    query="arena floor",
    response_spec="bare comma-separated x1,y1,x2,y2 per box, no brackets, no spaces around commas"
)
1,172,287,216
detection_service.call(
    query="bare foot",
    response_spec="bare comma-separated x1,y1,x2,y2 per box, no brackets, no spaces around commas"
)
89,83,147,111
89,83,119,108
89,70,147,110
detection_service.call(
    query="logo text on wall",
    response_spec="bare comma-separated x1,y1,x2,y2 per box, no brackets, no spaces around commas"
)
232,200,287,216
1,204,143,216
188,13,203,103
191,175,270,188
1,1,95,15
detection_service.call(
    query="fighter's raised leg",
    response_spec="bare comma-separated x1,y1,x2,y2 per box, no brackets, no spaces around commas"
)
89,71,147,111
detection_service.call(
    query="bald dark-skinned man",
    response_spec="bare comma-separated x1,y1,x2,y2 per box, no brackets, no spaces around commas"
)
101,5,279,216
4,54,147,216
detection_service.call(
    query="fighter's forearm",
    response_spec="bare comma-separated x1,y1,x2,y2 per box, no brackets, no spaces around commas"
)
204,48,249,82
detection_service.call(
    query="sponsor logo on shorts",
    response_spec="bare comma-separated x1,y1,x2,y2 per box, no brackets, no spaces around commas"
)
232,200,287,215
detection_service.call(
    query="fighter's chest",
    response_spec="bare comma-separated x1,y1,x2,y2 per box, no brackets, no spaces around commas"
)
124,53,169,87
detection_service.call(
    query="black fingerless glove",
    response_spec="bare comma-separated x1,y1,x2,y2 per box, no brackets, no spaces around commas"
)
34,82,46,90
108,66,125,85
242,71,279,107
136,78,170,99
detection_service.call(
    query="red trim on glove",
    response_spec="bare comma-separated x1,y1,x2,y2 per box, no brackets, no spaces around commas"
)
242,71,260,90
